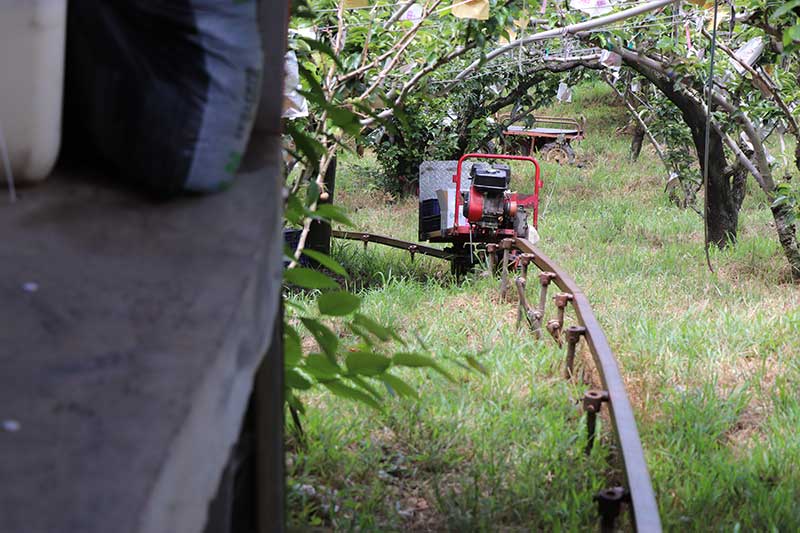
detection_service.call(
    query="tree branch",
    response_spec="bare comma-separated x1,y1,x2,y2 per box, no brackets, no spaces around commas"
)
443,0,674,90
706,29,799,137
603,75,668,168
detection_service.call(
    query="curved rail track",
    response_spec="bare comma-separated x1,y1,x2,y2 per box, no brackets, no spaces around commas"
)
332,229,662,532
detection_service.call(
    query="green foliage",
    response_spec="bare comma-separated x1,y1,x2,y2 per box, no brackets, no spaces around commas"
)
284,254,480,415
288,88,800,529
769,0,800,53
372,68,565,194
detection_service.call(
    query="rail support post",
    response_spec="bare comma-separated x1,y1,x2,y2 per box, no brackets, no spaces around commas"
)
499,238,515,301
536,272,557,338
595,486,628,533
486,243,498,276
583,389,609,455
514,254,538,330
546,292,573,347
564,325,587,380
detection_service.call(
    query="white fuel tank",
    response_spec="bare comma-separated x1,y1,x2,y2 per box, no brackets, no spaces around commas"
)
0,0,66,184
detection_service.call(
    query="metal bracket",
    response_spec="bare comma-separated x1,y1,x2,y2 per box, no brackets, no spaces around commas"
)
535,271,557,338
595,486,629,533
546,292,573,346
564,325,587,380
486,243,498,276
515,254,541,331
499,238,515,301
583,389,609,455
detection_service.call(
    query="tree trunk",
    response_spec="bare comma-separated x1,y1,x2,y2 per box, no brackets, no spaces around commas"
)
795,140,800,174
306,157,336,256
771,203,800,280
630,123,645,161
624,61,739,246
701,131,739,246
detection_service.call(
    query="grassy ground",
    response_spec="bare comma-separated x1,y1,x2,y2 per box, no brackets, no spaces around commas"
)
286,83,800,531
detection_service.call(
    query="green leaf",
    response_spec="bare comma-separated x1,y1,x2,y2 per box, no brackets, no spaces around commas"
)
285,194,305,226
318,291,361,316
302,249,349,276
784,24,800,47
324,380,382,410
285,268,340,289
305,180,321,207
286,391,306,414
393,352,455,382
285,120,323,171
382,373,419,399
393,352,436,367
465,355,489,376
297,63,325,101
349,375,383,401
303,353,341,379
352,313,405,344
286,368,313,390
299,317,339,358
314,204,355,227
299,36,344,68
346,351,391,376
347,322,376,347
770,1,800,22
352,313,392,341
326,105,362,136
285,324,302,368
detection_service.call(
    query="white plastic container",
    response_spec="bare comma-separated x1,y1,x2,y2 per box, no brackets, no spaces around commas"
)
437,188,467,231
0,0,66,183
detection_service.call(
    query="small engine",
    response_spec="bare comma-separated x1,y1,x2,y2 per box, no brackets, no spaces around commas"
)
463,163,528,236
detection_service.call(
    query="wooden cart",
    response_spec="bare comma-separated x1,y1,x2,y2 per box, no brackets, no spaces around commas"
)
501,115,586,165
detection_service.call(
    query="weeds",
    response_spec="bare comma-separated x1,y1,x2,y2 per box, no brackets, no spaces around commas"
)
288,83,800,531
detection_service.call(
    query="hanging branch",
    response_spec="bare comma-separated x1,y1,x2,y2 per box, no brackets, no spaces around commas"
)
336,0,437,87
612,43,782,202
361,43,477,125
359,0,444,101
443,0,674,90
383,0,416,29
603,75,669,168
706,29,799,137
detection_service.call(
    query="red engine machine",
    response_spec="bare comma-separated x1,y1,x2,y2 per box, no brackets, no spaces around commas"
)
441,153,541,242
426,153,542,274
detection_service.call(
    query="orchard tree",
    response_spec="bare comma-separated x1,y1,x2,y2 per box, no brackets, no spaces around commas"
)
437,0,800,277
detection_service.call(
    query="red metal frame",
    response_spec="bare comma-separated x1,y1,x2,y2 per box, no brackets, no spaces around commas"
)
452,153,542,231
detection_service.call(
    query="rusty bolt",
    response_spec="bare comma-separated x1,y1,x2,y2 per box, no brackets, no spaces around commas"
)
546,319,562,346
583,389,609,455
486,243,498,254
554,292,574,308
583,389,609,413
539,271,557,286
499,238,515,250
595,486,627,533
565,325,586,344
518,253,535,267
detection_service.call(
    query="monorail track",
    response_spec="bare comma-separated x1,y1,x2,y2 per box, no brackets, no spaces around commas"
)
332,230,661,532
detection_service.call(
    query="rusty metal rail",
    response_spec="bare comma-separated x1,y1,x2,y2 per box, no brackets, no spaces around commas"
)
331,230,661,531
513,238,661,532
331,229,454,261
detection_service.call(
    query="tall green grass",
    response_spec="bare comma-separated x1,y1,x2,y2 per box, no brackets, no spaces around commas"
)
287,82,800,531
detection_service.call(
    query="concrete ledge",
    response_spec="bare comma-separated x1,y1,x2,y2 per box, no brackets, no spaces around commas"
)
0,154,282,533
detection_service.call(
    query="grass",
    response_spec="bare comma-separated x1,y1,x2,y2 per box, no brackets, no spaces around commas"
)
286,82,800,531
